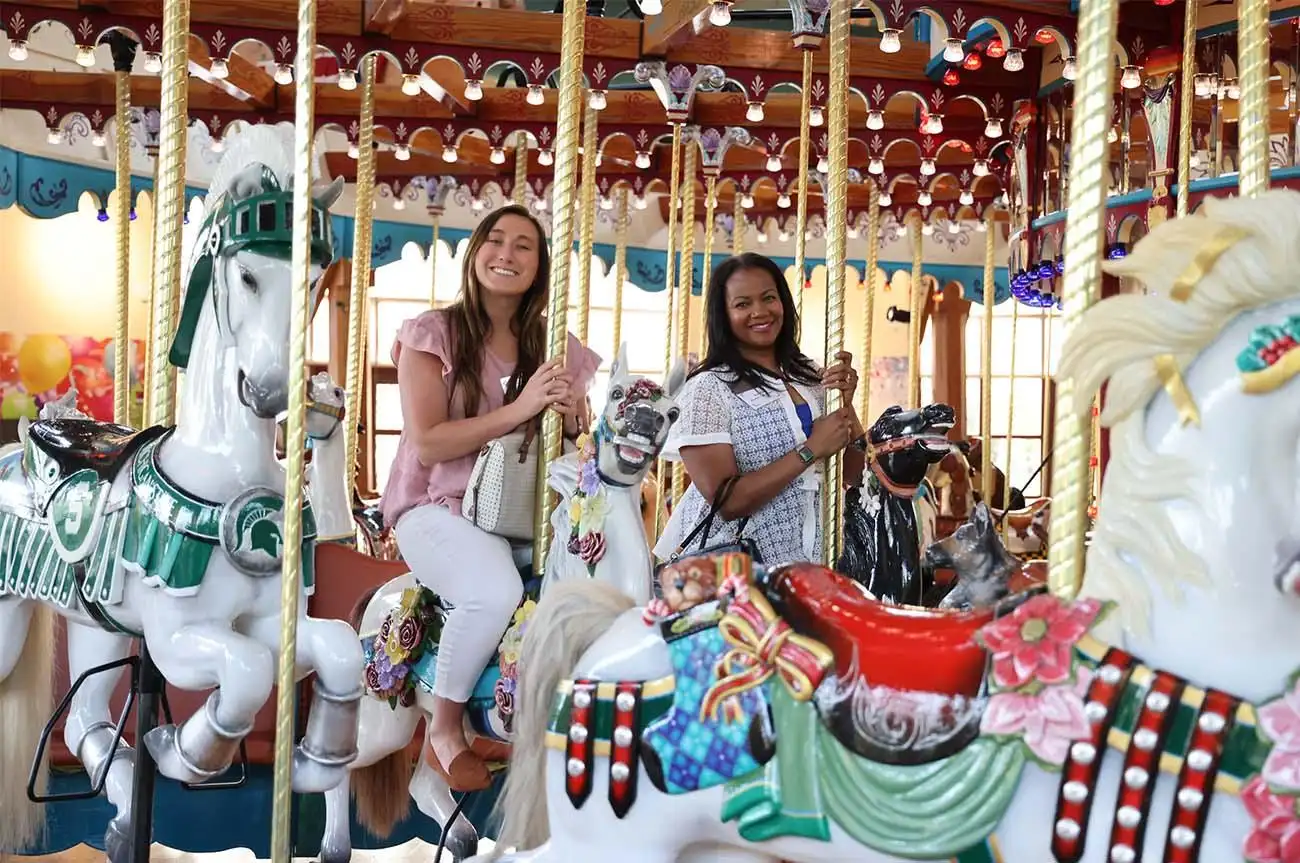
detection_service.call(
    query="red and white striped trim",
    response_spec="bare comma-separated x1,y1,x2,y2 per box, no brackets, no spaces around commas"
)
1161,689,1239,863
564,680,596,810
608,682,642,819
1105,670,1185,862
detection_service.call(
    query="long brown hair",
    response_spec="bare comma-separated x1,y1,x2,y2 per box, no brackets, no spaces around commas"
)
446,204,550,417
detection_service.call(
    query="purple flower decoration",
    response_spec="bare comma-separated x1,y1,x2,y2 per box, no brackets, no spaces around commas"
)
668,64,693,92
579,459,601,496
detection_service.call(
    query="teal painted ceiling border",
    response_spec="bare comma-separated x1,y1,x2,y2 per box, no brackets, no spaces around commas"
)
0,145,1008,304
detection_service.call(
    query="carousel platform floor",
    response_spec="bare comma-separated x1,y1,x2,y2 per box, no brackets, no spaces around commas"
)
10,765,504,861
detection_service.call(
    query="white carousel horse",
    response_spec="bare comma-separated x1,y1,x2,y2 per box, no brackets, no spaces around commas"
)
0,126,365,862
317,346,686,863
300,369,364,545
471,191,1300,862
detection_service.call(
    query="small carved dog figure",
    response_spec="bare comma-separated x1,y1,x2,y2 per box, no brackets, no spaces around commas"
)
657,557,720,613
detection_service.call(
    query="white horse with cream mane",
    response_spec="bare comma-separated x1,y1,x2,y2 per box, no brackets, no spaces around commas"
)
474,191,1300,863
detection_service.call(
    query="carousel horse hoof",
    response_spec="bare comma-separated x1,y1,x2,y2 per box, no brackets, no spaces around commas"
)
103,814,133,863
440,820,481,861
144,694,251,784
424,745,492,792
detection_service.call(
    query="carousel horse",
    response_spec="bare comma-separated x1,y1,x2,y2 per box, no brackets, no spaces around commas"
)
990,496,1052,560
837,403,954,604
0,126,365,862
316,346,685,863
926,502,1048,610
471,191,1300,862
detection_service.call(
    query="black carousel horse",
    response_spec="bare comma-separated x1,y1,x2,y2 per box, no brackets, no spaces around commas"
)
837,403,955,604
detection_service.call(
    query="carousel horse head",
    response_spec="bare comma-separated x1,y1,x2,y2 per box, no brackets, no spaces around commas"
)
172,125,343,420
592,343,686,487
305,371,346,441
868,403,955,492
925,502,1024,609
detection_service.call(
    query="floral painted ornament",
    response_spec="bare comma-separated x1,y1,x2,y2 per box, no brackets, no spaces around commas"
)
1238,314,1300,395
565,432,609,573
1245,673,1300,863
363,586,443,709
494,599,537,732
974,593,1109,767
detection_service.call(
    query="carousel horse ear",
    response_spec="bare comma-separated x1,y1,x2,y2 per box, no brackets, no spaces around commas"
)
665,358,688,398
228,164,276,200
611,342,630,381
17,416,30,444
972,501,992,529
313,176,345,210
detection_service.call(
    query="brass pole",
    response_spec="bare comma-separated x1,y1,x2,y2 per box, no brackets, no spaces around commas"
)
612,188,629,352
860,185,880,422
1048,0,1121,600
147,0,191,427
822,0,850,565
671,141,698,502
271,0,319,856
429,215,440,305
655,123,683,536
113,69,132,426
1176,0,1196,218
1002,299,1020,512
733,191,746,255
532,0,587,574
700,175,718,357
1237,0,1271,198
513,131,529,205
980,209,996,503
793,48,814,317
575,105,599,343
344,56,377,493
907,213,923,409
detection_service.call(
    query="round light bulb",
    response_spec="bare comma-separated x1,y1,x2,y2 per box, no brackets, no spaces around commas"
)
925,114,944,134
817,155,830,173
985,117,1003,138
973,159,989,177
880,29,902,54
779,230,789,242
401,74,420,96
709,1,731,27
600,196,613,210
337,69,357,90
538,148,554,166
211,138,224,153
947,220,960,234
975,219,987,232
1003,48,1024,72
741,193,754,209
848,226,859,239
1120,66,1142,90
143,52,162,73
472,198,486,212
92,131,106,148
465,79,483,101
777,193,791,208
634,194,647,210
922,223,934,236
393,197,406,211
866,110,884,130
527,85,545,105
1227,79,1241,100
588,89,607,110
920,158,936,176
757,231,768,244
918,190,932,206
442,145,457,163
746,102,765,122
275,64,294,86
8,40,28,62
809,106,824,127
868,157,884,174
1062,57,1077,81
766,154,782,172
47,127,62,145
395,143,411,161
636,151,651,169
877,192,892,206
75,45,96,68
348,142,359,159
959,189,974,205
943,39,964,63
595,152,603,167
490,147,506,164
210,58,229,79
640,0,663,13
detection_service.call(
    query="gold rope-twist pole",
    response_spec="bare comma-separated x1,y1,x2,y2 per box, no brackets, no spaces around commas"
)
733,190,745,255
613,187,629,352
147,0,191,427
822,0,850,565
1237,0,1271,198
514,131,529,205
671,141,698,502
980,209,996,503
532,0,586,574
575,105,599,343
113,70,132,426
344,56,377,492
859,185,880,422
1176,0,1196,218
1002,299,1020,513
793,48,814,317
1048,0,1121,600
654,123,683,536
142,156,160,425
429,215,440,305
271,0,319,857
907,212,923,409
700,175,718,357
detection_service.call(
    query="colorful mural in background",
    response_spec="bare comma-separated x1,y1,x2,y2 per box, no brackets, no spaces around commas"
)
0,333,145,425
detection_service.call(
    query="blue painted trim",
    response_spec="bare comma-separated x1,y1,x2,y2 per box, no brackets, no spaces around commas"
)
1037,77,1070,99
0,146,205,218
914,16,929,44
1107,188,1154,208
1031,210,1067,230
1197,6,1300,39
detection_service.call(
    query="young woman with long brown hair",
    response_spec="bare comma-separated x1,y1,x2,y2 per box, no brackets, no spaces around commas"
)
380,205,599,791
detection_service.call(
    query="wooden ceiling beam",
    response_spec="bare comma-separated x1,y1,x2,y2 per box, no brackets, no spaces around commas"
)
643,0,713,58
0,68,249,113
95,0,359,36
187,40,277,110
364,0,410,36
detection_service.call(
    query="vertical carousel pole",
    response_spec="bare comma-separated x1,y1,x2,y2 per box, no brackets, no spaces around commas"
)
671,141,698,503
575,105,599,344
793,47,814,317
906,213,923,408
1238,0,1271,198
654,123,683,537
1047,0,1121,600
700,175,718,356
612,188,629,352
429,215,440,305
859,185,879,422
532,0,587,574
513,131,529,205
1002,301,1019,510
821,0,850,565
270,0,319,856
732,192,745,256
344,56,377,492
111,37,135,427
979,208,996,504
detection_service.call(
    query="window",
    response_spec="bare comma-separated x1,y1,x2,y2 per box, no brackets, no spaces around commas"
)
962,300,1062,497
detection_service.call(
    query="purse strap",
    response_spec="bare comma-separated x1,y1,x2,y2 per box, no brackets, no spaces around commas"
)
516,417,540,464
676,475,750,556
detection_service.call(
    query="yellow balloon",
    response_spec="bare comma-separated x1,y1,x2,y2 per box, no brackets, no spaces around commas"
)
17,335,73,394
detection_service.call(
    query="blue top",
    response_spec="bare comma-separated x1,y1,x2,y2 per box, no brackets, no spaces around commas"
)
794,401,814,439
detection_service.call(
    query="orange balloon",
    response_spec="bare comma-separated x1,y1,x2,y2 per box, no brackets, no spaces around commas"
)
17,335,73,395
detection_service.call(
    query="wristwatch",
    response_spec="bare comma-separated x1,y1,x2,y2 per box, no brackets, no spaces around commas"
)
796,444,815,465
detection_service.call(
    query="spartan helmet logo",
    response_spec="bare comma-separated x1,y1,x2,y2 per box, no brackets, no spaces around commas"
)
219,486,288,576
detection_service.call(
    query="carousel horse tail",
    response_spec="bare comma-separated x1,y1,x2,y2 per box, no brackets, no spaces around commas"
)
0,602,56,854
346,586,414,839
492,581,635,857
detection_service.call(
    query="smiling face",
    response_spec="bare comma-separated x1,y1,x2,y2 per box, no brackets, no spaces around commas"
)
724,266,785,353
472,212,541,300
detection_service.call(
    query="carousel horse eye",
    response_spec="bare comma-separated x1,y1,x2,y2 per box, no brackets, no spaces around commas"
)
610,387,625,401
240,267,258,291
667,407,680,422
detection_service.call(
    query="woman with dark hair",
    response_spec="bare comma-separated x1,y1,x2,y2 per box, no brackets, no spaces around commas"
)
654,252,865,565
380,205,600,790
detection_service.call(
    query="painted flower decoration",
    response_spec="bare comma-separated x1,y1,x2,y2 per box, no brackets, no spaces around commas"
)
578,493,610,536
579,457,601,496
615,379,663,419
1242,776,1300,863
1259,678,1300,791
976,594,1105,689
981,674,1092,766
578,531,608,566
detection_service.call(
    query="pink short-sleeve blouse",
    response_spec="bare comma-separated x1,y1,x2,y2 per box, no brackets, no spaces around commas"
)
379,308,601,529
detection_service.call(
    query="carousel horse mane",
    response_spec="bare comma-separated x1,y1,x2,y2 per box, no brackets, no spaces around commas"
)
1059,190,1300,631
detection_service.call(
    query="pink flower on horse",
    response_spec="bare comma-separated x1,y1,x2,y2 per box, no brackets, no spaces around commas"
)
1259,678,1300,792
977,594,1104,689
1242,776,1300,863
980,667,1093,766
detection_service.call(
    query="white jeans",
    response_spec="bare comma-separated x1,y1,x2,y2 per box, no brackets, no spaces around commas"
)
393,503,523,703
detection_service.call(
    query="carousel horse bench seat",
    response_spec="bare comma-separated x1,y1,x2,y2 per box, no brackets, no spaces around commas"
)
767,562,994,698
28,420,169,483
